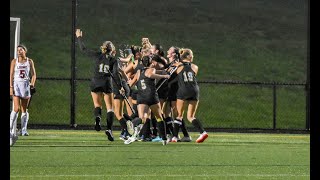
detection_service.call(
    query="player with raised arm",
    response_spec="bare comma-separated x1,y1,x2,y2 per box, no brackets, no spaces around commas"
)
75,28,116,141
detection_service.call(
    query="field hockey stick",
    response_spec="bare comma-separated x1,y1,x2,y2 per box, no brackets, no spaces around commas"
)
106,68,136,114
27,86,36,109
156,66,178,92
27,95,33,109
118,44,128,58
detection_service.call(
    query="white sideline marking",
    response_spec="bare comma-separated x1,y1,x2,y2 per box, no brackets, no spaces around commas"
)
11,174,309,178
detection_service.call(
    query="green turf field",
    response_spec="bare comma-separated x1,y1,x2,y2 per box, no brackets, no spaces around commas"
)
10,129,309,179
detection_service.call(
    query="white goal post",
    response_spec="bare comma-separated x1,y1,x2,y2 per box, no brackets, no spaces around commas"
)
10,17,21,59
10,17,21,137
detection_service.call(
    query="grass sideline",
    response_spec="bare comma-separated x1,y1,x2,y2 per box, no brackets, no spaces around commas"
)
10,129,309,179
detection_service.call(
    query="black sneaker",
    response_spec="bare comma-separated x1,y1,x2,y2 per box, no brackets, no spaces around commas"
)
105,129,114,141
95,117,101,131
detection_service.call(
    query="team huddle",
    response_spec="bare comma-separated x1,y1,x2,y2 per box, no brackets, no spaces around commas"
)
76,29,208,145
9,29,208,147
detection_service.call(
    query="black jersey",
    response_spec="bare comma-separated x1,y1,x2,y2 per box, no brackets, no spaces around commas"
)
130,59,144,100
167,71,178,101
156,62,178,100
136,68,159,106
77,37,116,93
156,76,169,100
112,59,130,99
112,59,122,84
77,37,116,79
133,59,144,74
176,62,199,100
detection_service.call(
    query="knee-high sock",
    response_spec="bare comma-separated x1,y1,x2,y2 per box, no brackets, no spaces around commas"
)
180,119,190,137
123,113,132,121
156,120,167,140
119,118,127,131
21,112,28,132
191,118,205,134
173,119,182,137
130,104,138,119
10,111,19,135
94,107,102,118
139,122,146,137
143,118,152,137
106,111,114,130
164,117,174,135
151,117,158,136
26,110,29,129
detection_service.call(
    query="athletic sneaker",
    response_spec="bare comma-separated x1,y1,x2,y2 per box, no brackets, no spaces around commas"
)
105,129,114,141
196,132,208,143
137,135,144,142
171,136,178,143
162,139,168,146
119,130,130,141
180,136,192,142
13,134,18,143
119,134,128,141
151,136,162,142
22,131,29,136
126,120,134,135
10,134,18,147
124,136,136,145
124,126,141,144
10,133,13,146
95,117,101,131
166,134,173,142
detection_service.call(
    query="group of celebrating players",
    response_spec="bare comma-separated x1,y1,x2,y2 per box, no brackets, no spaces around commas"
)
76,28,208,145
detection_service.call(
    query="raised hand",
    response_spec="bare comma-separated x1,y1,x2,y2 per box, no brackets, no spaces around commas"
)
75,29,82,38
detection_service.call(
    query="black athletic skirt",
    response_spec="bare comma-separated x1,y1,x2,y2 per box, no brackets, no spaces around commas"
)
90,77,113,94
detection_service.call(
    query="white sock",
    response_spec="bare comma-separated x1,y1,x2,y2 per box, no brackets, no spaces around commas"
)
26,110,29,131
21,112,28,132
10,111,19,135
26,109,29,121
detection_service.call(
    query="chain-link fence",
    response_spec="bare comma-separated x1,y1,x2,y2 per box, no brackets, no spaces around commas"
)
10,0,309,132
19,78,308,132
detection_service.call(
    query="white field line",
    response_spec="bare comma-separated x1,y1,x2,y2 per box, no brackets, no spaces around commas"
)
11,174,309,178
31,131,310,139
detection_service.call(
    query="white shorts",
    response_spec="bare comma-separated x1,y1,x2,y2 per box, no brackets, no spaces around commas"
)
13,81,31,99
